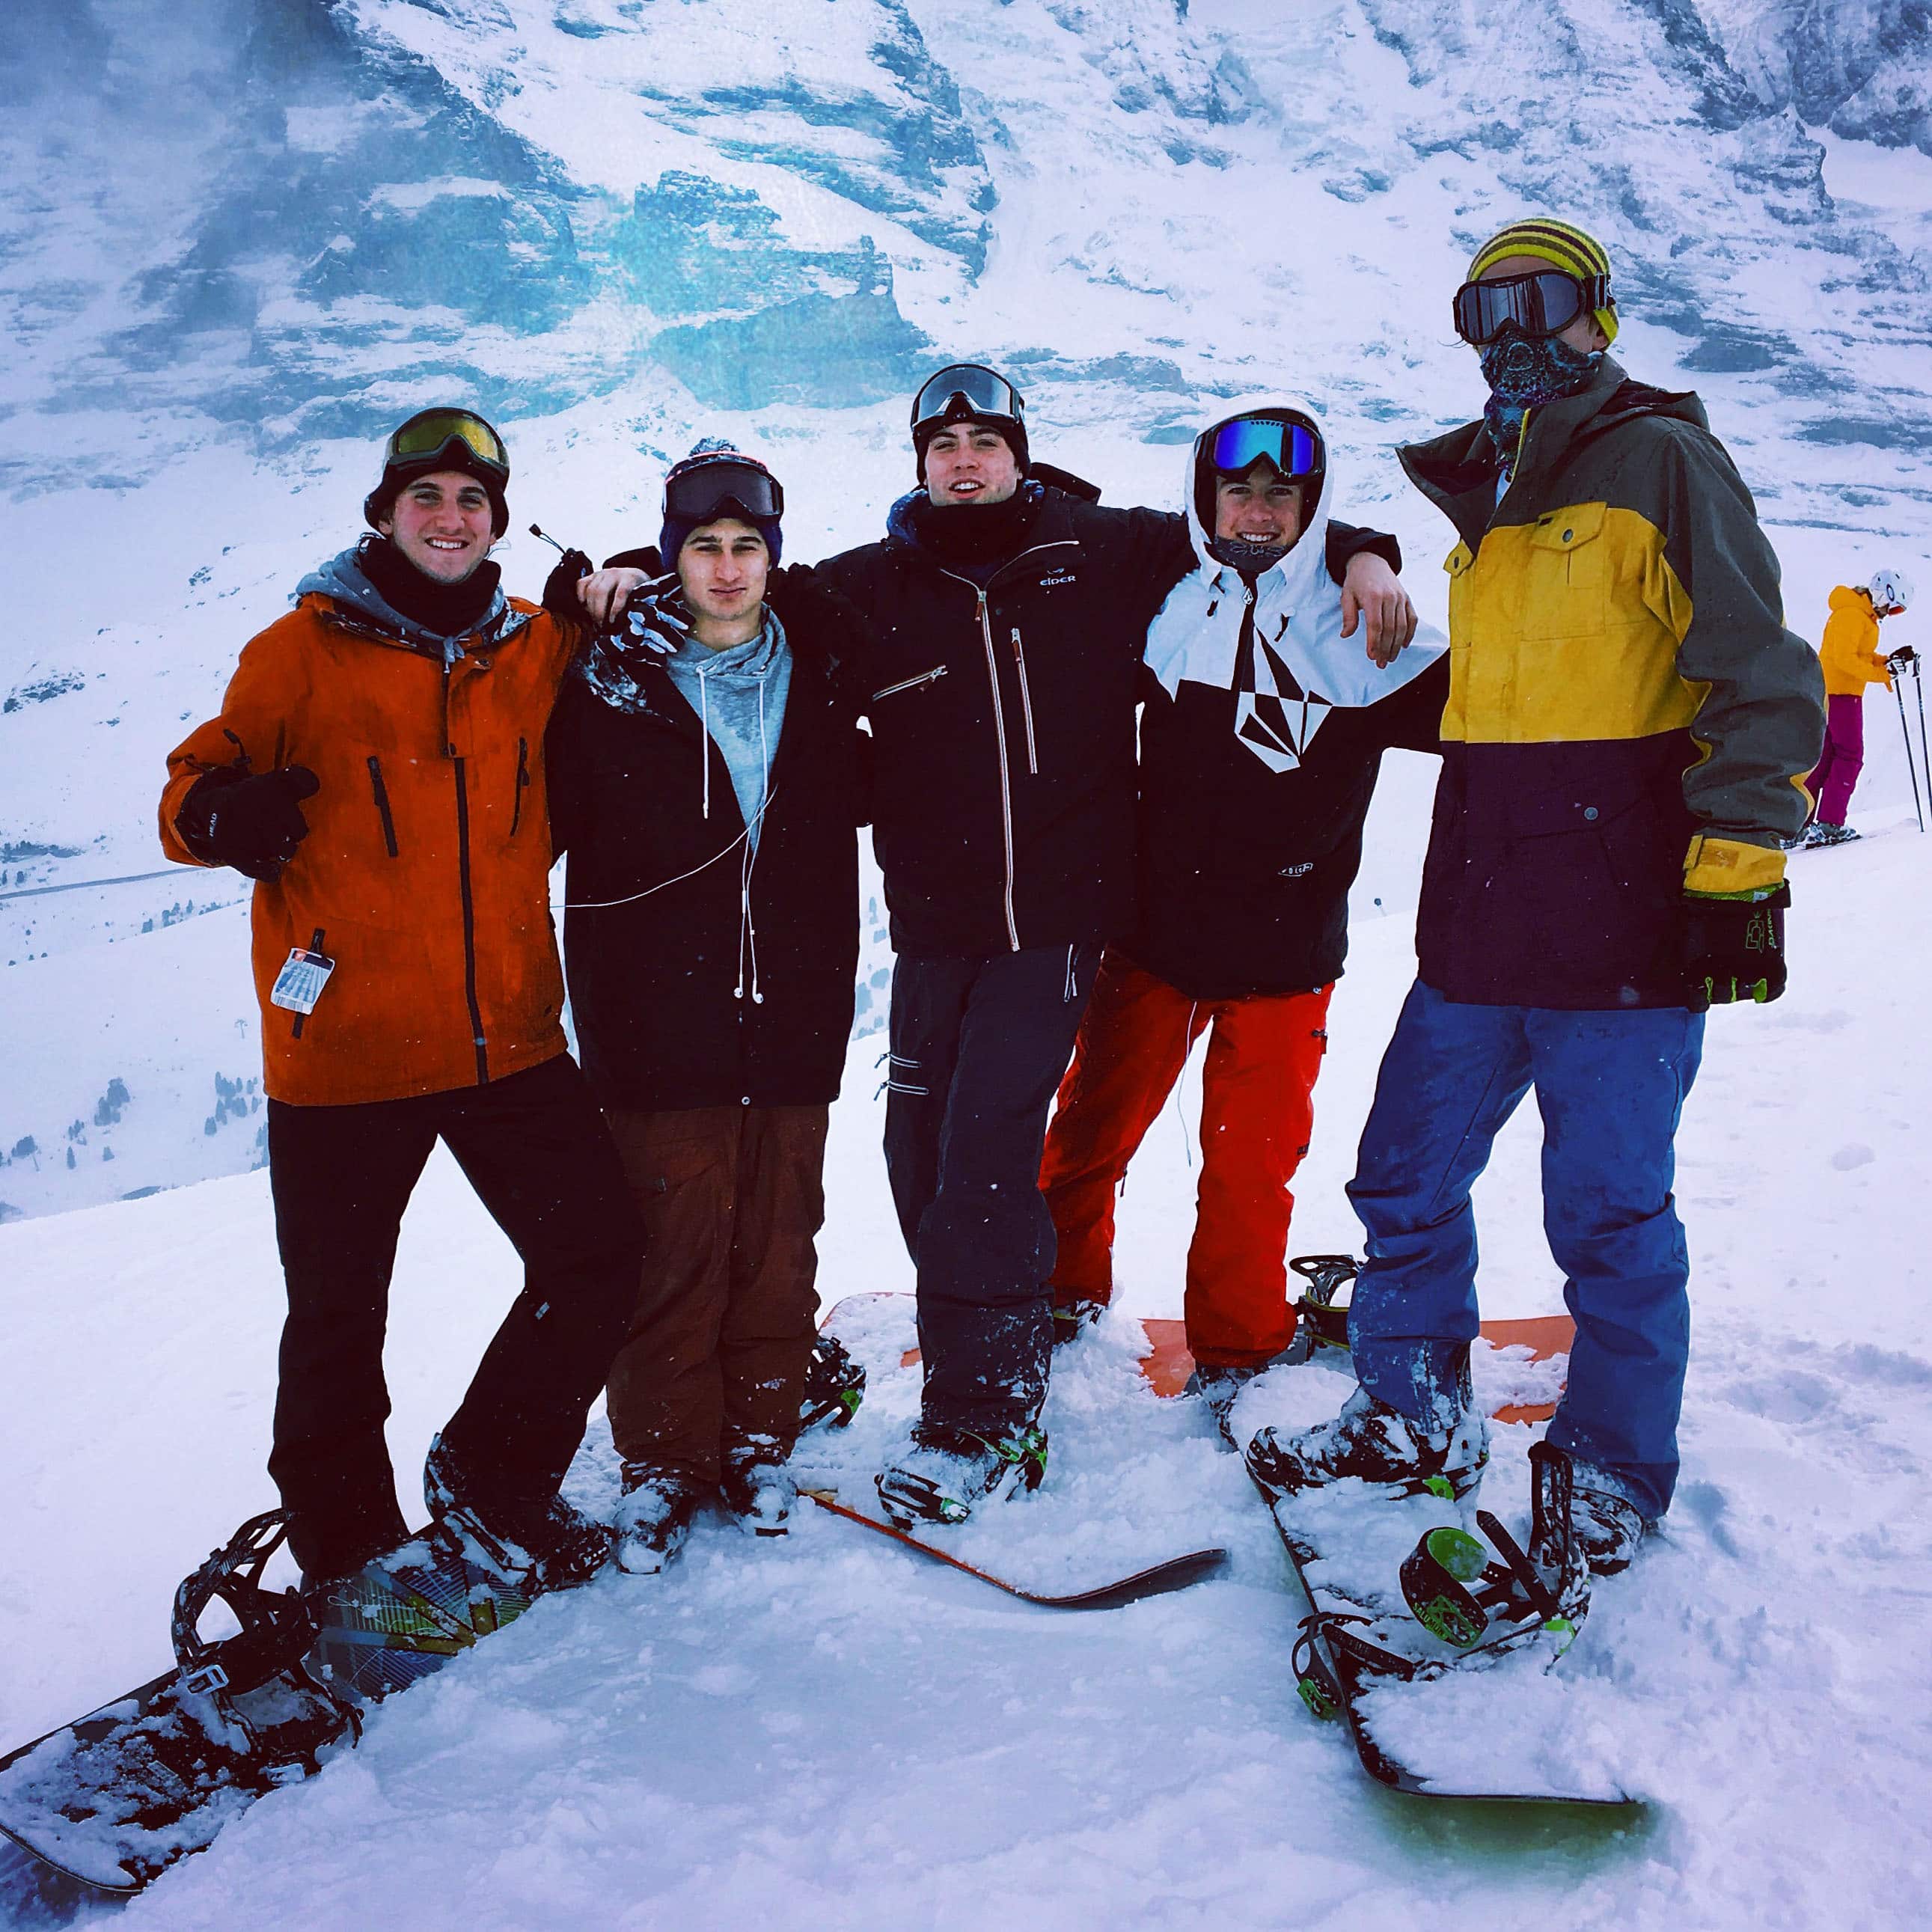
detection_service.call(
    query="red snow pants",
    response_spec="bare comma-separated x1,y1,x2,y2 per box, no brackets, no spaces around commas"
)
1038,951,1332,1369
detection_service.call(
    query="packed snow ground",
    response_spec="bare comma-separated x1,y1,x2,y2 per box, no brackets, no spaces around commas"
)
4,807,1931,1929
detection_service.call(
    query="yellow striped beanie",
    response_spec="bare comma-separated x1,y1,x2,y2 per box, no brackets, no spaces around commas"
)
1467,218,1618,343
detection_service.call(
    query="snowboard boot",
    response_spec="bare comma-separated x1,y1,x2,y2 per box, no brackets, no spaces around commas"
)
1051,1297,1106,1347
1538,1452,1651,1577
799,1331,867,1431
875,1420,1048,1527
1806,820,1860,848
613,1464,708,1577
1185,1364,1262,1449
422,1437,612,1592
721,1446,795,1539
1245,1384,1489,1504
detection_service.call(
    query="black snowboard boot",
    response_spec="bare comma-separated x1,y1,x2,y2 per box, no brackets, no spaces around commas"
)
1245,1384,1489,1503
1185,1364,1262,1449
422,1437,612,1591
1051,1297,1106,1347
799,1332,866,1431
721,1445,795,1538
875,1420,1048,1527
613,1464,708,1577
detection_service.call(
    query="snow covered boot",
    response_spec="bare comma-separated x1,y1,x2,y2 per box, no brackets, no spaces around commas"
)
1245,1384,1489,1504
1051,1297,1106,1347
1532,1448,1650,1577
875,1421,1048,1527
721,1445,795,1538
799,1331,866,1431
1806,820,1860,848
422,1437,612,1591
1185,1364,1262,1449
613,1464,707,1577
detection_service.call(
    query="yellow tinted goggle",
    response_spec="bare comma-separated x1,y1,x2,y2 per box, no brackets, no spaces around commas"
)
385,409,509,477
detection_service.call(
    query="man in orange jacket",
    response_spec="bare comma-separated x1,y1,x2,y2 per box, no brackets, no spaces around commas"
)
159,409,639,1587
1803,566,1916,846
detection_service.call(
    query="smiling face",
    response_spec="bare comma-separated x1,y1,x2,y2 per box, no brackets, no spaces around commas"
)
678,517,770,646
924,424,1020,507
377,470,496,582
1214,460,1306,548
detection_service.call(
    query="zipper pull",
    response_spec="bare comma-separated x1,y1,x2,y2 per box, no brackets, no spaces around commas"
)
1010,626,1023,661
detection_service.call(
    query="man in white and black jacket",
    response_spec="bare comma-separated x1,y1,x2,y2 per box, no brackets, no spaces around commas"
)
816,366,1411,1526
1039,398,1445,1443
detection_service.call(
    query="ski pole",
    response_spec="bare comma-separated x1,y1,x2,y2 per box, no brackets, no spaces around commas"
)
1896,668,1925,834
1915,658,1931,835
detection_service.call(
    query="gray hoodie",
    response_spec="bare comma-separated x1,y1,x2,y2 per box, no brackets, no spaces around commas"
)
661,611,792,852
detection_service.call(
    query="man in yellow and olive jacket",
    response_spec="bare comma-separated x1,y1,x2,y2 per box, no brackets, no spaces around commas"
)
1804,571,1916,844
160,409,638,1588
1247,218,1825,1576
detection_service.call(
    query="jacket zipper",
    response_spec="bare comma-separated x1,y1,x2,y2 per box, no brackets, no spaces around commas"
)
510,736,529,837
1009,628,1038,774
872,665,948,703
366,756,399,858
453,756,489,1085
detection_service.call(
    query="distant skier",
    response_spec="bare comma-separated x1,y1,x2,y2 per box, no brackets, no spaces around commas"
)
816,364,1407,1525
159,409,639,1589
1801,567,1915,847
1038,398,1434,1443
1245,218,1826,1574
541,444,867,1574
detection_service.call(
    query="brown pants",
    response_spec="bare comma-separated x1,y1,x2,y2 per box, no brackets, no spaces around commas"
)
603,1104,828,1484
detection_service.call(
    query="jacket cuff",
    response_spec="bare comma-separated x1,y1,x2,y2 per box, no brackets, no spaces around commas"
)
1684,834,1785,898
1324,520,1401,587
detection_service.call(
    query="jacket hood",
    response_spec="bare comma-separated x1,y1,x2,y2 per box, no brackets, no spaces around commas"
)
1145,394,1444,768
1829,584,1872,614
295,542,516,659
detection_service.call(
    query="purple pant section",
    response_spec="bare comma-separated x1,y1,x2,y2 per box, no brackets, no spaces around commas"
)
1807,691,1866,826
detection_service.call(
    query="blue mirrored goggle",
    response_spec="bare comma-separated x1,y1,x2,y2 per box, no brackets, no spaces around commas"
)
1208,416,1323,480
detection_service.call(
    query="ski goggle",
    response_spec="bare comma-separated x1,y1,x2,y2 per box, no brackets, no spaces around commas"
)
911,364,1025,436
1452,270,1612,346
1207,415,1324,480
383,408,510,480
663,456,784,523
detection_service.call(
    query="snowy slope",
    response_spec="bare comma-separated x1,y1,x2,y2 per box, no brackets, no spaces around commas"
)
4,815,1931,1929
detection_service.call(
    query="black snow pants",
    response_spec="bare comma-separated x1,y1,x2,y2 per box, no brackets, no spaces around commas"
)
884,944,1098,1436
266,1052,640,1581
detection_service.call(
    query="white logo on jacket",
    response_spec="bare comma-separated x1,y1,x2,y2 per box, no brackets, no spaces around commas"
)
1143,391,1446,774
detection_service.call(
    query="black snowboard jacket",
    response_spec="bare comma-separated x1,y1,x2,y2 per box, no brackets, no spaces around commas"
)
817,472,1392,960
546,568,866,1113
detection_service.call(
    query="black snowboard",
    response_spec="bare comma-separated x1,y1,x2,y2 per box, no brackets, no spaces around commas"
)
0,1511,542,1895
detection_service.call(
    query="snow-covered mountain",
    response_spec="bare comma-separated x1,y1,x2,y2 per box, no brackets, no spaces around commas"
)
2,0,1930,1219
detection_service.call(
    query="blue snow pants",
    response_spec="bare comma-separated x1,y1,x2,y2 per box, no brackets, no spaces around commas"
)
1346,980,1705,1521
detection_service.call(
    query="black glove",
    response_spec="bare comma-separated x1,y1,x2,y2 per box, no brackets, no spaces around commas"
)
540,548,595,623
177,765,320,882
621,570,694,654
1683,884,1788,1011
1886,644,1917,673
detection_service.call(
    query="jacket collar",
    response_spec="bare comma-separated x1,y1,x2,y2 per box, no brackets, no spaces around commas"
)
294,543,528,663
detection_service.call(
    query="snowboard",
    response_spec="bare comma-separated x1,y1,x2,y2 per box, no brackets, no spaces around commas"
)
1253,1444,1642,1809
0,1510,542,1895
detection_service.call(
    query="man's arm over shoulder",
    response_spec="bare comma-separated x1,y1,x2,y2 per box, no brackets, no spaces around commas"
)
1655,422,1826,891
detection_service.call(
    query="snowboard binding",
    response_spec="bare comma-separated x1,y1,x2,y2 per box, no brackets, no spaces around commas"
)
171,1509,360,1767
1397,1442,1590,1662
800,1330,867,1431
1280,1254,1357,1366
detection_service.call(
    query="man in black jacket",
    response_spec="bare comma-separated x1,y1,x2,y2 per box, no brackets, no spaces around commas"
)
1040,399,1438,1446
545,444,866,1573
816,365,1410,1526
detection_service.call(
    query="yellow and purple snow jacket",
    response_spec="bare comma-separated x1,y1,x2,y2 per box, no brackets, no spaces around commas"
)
1818,586,1892,698
1401,355,1824,1009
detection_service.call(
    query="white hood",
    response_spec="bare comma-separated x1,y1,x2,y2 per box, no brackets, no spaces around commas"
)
1145,393,1445,773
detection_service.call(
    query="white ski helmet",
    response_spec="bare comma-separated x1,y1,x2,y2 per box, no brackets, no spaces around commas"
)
1868,566,1914,614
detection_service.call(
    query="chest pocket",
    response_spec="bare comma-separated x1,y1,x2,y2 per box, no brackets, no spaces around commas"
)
1517,500,1608,645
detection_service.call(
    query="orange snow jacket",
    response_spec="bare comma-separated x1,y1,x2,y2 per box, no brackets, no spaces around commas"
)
160,554,576,1107
1819,586,1892,698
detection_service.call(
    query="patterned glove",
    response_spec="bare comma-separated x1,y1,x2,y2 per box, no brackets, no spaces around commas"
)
1683,884,1788,1011
623,570,694,654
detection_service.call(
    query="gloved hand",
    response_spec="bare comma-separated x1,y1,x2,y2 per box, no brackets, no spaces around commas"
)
623,569,694,654
177,765,321,882
1683,883,1788,1011
541,548,596,623
1886,644,1917,673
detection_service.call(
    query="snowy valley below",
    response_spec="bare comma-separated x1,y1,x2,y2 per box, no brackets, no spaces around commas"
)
4,0,1932,1925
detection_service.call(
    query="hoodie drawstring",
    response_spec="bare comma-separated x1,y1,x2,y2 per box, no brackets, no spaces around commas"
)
697,663,712,821
733,674,772,1006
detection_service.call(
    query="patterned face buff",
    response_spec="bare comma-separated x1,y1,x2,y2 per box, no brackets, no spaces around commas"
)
1479,335,1602,477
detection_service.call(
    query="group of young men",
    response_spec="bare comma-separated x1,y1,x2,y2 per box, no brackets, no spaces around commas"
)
161,215,1825,1594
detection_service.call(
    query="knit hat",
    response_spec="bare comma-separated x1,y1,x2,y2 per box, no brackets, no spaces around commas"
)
364,408,511,538
1467,218,1618,344
658,439,784,566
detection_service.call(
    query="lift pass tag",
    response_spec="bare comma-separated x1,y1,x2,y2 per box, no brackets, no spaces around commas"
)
269,947,335,1015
